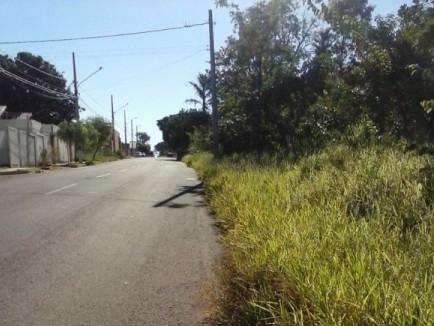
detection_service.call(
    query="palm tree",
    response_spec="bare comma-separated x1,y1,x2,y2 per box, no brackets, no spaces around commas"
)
186,73,210,112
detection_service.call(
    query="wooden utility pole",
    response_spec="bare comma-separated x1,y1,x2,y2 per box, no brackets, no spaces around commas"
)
208,9,219,157
111,95,115,152
124,109,127,155
72,52,79,120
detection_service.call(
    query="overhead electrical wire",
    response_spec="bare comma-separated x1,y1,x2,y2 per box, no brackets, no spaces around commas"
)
15,57,65,80
87,49,208,92
0,68,71,98
0,49,65,81
0,22,208,45
79,97,105,118
0,66,73,99
6,77,72,101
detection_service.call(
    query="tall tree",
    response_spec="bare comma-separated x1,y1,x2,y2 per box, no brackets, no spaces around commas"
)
0,52,76,124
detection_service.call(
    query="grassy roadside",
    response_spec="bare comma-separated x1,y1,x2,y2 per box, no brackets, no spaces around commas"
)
184,143,433,325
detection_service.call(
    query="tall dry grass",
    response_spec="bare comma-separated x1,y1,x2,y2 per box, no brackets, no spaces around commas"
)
184,143,433,325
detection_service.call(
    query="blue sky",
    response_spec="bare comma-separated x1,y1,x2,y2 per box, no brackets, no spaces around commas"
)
0,0,410,147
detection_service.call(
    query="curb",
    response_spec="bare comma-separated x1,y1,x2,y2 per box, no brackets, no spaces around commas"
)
0,168,32,175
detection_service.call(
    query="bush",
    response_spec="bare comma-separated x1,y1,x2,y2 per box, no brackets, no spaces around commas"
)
115,150,124,159
189,143,433,325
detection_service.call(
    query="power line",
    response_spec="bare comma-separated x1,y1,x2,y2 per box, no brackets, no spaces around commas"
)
87,49,207,92
6,77,72,101
16,58,65,80
0,49,65,81
79,97,102,117
0,66,73,98
0,22,208,45
0,67,71,98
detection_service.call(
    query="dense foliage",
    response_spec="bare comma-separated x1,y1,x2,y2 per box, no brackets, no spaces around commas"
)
154,141,171,155
157,109,210,159
160,0,433,155
0,52,76,124
136,131,152,154
178,1,434,324
58,117,112,162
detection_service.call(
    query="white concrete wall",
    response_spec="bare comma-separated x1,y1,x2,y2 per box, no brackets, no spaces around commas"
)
0,129,8,166
7,127,20,168
0,119,74,167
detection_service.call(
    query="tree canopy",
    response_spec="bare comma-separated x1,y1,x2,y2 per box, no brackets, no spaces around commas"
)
158,0,434,157
0,52,77,124
136,131,152,154
157,109,210,159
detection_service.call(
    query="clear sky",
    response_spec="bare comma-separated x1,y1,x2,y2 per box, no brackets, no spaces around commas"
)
0,0,410,147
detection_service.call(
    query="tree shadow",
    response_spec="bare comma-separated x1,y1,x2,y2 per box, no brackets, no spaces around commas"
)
153,182,204,208
156,157,178,162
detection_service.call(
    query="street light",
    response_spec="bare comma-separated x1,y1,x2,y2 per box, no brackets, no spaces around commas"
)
115,102,128,114
77,66,103,87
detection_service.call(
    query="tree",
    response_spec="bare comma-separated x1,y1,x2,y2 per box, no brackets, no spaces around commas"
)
86,117,112,161
154,141,170,155
136,131,152,154
136,132,150,144
185,73,211,112
163,0,433,158
157,109,210,159
0,52,77,124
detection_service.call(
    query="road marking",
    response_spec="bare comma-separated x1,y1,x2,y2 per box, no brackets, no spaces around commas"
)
96,173,111,178
46,183,78,195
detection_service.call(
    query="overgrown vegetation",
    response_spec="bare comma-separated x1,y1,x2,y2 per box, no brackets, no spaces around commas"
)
160,0,433,156
184,131,433,324
174,1,434,323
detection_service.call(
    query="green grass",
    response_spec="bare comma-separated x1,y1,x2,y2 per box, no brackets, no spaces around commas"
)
184,144,433,325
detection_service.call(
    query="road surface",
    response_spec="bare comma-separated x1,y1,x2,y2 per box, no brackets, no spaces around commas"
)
0,158,218,325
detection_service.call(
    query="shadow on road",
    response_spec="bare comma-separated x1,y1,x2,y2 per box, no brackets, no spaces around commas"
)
156,157,178,162
153,183,204,208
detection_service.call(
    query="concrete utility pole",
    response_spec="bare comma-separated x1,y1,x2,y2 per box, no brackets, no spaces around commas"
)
208,10,219,157
111,95,115,153
130,119,134,155
124,109,127,155
72,52,79,120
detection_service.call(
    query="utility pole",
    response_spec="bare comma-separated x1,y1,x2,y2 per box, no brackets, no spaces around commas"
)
67,52,79,163
124,109,127,155
208,9,219,157
72,52,79,120
131,119,134,155
111,95,115,153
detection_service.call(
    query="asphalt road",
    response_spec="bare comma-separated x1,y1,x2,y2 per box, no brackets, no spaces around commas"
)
0,158,218,325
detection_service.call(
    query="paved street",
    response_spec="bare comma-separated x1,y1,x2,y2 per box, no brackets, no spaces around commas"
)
0,158,218,325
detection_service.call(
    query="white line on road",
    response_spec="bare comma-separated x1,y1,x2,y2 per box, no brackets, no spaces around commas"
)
96,173,111,178
45,183,78,195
